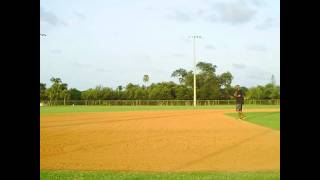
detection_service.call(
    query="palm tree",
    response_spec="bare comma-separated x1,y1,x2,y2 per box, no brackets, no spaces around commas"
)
117,85,123,91
50,77,62,84
143,75,149,88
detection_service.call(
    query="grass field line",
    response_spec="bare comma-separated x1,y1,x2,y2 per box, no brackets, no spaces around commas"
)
224,112,280,131
223,116,277,132
241,112,279,121
40,170,280,180
40,105,280,114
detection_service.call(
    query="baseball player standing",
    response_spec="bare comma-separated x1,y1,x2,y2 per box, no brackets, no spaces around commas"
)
234,85,245,120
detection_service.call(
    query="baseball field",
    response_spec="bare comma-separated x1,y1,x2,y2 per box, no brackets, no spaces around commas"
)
40,105,280,179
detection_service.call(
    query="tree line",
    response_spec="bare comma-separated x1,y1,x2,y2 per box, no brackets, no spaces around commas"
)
40,62,280,103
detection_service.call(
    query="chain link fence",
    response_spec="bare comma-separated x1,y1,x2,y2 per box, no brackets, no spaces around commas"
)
41,99,280,106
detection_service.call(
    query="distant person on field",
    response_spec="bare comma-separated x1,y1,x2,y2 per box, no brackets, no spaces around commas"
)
234,85,245,120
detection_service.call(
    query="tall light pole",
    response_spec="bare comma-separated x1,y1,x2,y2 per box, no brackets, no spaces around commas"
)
189,35,201,107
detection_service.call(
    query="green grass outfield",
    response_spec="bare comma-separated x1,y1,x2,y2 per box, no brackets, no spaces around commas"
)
225,112,280,130
40,104,280,114
40,170,280,180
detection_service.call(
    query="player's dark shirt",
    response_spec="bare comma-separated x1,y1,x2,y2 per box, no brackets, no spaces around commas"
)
234,90,244,104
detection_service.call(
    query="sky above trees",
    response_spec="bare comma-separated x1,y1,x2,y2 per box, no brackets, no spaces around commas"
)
40,0,279,91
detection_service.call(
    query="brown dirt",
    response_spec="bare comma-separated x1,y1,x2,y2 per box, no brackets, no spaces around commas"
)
40,109,280,172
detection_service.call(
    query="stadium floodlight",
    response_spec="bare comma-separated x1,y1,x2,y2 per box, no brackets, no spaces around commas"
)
188,35,201,107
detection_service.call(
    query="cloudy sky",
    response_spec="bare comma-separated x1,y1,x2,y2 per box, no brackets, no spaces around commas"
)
40,0,280,90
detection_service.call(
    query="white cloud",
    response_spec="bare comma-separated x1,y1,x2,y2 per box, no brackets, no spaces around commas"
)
40,7,67,26
72,62,92,68
248,44,267,52
166,10,192,22
250,0,267,7
256,17,279,30
205,44,215,50
165,0,257,25
50,49,62,54
206,1,257,25
96,68,108,72
74,11,86,20
232,63,246,69
171,53,186,58
247,70,270,80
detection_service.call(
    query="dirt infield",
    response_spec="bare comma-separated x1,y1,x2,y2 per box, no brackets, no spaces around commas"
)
40,109,280,172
